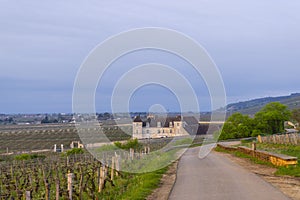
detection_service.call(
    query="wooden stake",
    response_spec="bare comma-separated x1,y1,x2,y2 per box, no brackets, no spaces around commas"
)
25,191,31,200
42,167,50,200
79,167,84,200
97,166,101,192
98,165,104,192
55,178,60,200
115,155,120,177
67,173,73,200
130,148,134,160
111,157,115,181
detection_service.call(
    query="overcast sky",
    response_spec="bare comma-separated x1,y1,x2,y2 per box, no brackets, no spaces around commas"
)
1,0,300,114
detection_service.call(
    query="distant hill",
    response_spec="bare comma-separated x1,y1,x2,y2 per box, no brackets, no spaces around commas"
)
226,93,300,116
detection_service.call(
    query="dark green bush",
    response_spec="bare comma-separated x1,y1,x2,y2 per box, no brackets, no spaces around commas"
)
114,138,142,151
15,153,45,160
65,148,84,156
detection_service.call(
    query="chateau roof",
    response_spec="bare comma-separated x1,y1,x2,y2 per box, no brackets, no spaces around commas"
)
133,116,143,122
146,116,181,127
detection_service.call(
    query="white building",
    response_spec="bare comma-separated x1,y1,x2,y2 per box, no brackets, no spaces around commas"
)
132,115,191,139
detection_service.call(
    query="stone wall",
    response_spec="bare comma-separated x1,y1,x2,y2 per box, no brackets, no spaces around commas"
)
217,144,298,167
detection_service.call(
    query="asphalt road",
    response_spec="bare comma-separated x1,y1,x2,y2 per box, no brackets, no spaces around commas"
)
169,146,290,200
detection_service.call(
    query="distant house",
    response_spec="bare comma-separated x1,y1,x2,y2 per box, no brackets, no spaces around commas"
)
70,141,84,149
53,144,64,153
132,115,208,139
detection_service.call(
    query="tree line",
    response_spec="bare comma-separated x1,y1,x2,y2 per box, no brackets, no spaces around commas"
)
218,102,300,140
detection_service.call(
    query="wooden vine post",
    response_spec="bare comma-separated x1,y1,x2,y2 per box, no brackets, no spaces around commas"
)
79,166,84,199
97,166,101,192
115,153,120,177
55,178,60,200
25,191,31,200
130,148,134,160
98,164,106,193
251,141,256,157
42,167,50,200
111,157,115,181
67,173,74,200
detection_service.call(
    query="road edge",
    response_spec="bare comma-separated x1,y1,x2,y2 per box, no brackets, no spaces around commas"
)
146,159,179,200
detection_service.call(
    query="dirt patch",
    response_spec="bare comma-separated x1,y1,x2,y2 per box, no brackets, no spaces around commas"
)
146,160,178,200
216,151,300,200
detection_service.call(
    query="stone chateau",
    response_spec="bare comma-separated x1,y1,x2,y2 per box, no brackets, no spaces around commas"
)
132,115,192,139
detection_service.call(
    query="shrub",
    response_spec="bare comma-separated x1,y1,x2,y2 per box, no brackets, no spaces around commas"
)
114,138,142,151
15,153,45,160
66,148,84,156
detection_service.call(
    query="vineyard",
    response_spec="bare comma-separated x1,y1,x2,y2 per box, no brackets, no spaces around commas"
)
0,124,132,153
0,145,174,200
0,153,104,199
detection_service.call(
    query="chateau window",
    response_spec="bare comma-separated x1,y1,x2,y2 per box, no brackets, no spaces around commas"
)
170,129,172,133
157,122,161,128
158,130,160,133
146,130,149,134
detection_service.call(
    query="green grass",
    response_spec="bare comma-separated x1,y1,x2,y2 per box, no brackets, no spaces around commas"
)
96,152,174,199
92,140,181,199
254,143,300,158
275,165,300,177
120,148,179,173
172,137,193,146
96,167,168,200
189,143,203,148
115,168,167,200
96,144,120,152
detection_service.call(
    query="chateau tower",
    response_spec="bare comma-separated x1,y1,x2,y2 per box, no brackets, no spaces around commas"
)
132,116,143,139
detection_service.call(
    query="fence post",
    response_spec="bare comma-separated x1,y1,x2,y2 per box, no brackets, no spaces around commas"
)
56,178,60,200
111,157,115,181
104,164,108,179
272,135,276,144
67,173,73,200
251,142,256,157
97,166,101,192
286,134,289,144
98,165,105,192
257,135,262,143
25,191,31,200
115,154,120,177
130,148,134,160
293,134,298,145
